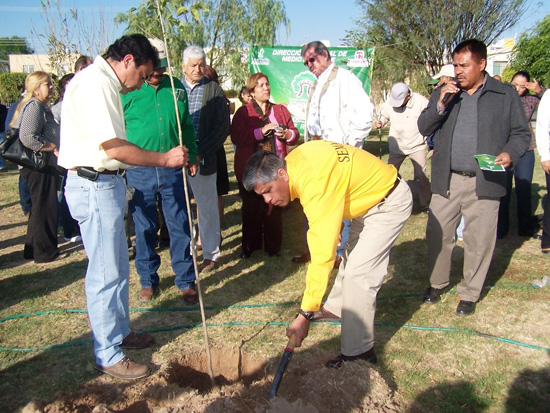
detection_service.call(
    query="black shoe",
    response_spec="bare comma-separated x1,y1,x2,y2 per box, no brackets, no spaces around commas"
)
325,347,377,369
239,250,252,259
456,300,476,316
423,286,445,304
292,252,311,263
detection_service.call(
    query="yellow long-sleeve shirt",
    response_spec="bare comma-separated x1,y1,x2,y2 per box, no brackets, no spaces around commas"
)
287,140,398,311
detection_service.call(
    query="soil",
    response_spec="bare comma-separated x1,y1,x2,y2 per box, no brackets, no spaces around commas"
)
21,347,403,413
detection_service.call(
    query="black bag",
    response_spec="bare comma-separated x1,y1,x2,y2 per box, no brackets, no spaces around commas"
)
0,129,49,171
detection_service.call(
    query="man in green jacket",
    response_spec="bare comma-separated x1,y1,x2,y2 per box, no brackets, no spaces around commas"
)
122,38,199,305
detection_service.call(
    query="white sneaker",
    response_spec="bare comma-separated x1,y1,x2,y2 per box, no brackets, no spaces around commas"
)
64,235,82,243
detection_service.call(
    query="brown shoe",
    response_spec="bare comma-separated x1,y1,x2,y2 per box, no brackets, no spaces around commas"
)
312,306,340,321
120,331,155,349
333,256,342,270
95,357,150,379
292,252,311,263
181,288,199,305
325,347,377,369
138,288,154,302
199,259,216,273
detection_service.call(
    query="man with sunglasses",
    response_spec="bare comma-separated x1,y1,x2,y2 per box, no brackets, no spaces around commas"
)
292,41,374,267
59,34,190,380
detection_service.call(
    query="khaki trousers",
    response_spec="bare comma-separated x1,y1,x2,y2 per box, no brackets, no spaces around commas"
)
324,179,412,356
388,149,431,210
426,173,499,302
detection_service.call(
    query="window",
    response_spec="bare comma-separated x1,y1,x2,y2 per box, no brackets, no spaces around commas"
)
22,65,34,73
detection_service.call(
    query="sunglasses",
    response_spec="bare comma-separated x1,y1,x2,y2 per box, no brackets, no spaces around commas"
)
303,54,319,66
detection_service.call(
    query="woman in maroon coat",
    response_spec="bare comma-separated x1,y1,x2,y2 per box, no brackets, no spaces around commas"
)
231,72,299,258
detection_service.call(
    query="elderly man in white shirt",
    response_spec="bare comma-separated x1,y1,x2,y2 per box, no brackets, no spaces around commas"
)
292,40,374,266
536,89,550,254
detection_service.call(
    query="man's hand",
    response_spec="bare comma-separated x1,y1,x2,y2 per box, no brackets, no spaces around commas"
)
494,152,511,169
541,160,550,175
163,146,189,168
188,163,198,176
286,314,310,347
438,80,460,107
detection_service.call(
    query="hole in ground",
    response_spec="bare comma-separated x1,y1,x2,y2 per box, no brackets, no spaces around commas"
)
164,347,269,393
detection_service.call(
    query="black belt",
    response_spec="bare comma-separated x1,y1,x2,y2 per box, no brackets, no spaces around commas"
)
72,167,122,181
451,169,476,177
384,174,401,200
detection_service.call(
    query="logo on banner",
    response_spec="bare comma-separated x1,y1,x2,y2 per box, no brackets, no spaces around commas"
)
251,47,270,66
291,71,316,99
347,50,372,68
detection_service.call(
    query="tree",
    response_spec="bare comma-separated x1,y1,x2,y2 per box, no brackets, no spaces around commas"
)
508,14,550,87
32,0,116,76
0,72,27,104
345,0,528,102
115,0,290,88
0,37,34,73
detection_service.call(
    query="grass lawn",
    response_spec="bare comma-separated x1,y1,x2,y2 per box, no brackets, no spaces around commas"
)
1,134,550,412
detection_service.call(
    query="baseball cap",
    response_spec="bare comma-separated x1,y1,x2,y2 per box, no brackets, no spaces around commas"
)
388,82,410,107
148,38,168,69
429,64,455,85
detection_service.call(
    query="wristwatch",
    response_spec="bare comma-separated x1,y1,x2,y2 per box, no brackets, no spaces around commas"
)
298,309,314,320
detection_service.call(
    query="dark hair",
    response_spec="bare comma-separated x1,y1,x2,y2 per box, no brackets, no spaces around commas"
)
242,151,286,192
452,39,487,62
512,70,530,82
203,65,219,84
102,34,160,68
56,73,75,103
74,55,91,72
301,41,330,60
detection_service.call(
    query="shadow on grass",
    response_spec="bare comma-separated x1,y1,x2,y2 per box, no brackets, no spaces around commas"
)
505,358,550,413
408,380,490,412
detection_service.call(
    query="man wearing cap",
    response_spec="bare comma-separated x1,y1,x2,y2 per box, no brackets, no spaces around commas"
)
429,64,456,87
375,82,430,211
59,34,189,379
291,40,374,266
122,38,199,305
418,39,530,316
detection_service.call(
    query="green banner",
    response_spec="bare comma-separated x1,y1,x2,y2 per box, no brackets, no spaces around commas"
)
248,46,374,135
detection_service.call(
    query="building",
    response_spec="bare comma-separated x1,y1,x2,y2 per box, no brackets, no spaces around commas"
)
9,54,78,76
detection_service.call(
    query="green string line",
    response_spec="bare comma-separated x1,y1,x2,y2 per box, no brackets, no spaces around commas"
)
1,285,547,352
2,320,548,352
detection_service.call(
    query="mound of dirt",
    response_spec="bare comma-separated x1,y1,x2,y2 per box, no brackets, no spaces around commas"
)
25,348,403,412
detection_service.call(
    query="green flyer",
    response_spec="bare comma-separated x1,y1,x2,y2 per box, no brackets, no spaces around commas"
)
474,154,506,172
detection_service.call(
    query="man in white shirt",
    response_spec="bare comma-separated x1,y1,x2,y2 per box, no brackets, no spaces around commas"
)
536,89,550,253
59,34,189,380
292,41,374,265
375,82,430,211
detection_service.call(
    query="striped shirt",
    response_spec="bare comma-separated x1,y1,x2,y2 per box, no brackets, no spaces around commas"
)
182,76,206,137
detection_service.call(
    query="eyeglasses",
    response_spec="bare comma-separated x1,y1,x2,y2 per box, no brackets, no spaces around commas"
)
303,54,319,66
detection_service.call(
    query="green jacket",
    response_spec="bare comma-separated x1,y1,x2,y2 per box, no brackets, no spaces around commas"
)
121,76,197,162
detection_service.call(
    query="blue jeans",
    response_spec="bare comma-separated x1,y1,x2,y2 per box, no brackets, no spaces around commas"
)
19,172,32,215
65,172,130,367
126,166,195,291
0,132,5,169
498,150,535,237
337,220,351,257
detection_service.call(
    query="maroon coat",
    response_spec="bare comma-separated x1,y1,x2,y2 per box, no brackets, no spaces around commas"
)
231,102,299,182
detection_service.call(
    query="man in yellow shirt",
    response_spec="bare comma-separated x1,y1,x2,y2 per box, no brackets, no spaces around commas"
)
243,140,412,367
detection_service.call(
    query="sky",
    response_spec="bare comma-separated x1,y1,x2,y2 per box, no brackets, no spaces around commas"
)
1,0,549,54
